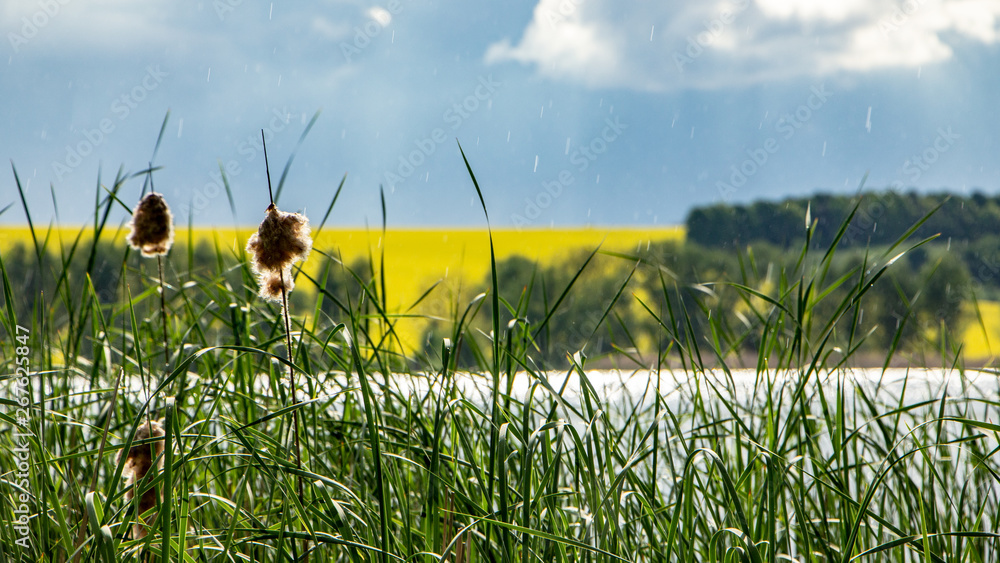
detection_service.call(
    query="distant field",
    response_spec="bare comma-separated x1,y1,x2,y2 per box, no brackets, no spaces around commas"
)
961,300,1000,361
0,224,686,349
3,223,997,361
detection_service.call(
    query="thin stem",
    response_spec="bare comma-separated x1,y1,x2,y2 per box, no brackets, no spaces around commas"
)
157,254,169,367
262,130,274,206
280,269,301,463
280,267,307,561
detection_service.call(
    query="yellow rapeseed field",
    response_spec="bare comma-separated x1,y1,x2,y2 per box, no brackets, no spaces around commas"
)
3,224,997,362
0,224,684,350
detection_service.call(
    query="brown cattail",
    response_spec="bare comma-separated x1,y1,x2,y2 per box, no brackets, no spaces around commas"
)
126,193,175,257
246,203,312,301
116,420,165,540
259,271,294,301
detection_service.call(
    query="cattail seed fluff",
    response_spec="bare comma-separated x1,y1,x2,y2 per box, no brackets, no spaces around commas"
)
127,192,175,257
258,271,294,302
246,203,312,301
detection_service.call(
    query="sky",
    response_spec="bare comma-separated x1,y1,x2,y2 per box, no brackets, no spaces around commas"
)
1,0,998,229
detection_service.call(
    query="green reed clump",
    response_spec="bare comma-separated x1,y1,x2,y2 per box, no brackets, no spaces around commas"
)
0,138,997,563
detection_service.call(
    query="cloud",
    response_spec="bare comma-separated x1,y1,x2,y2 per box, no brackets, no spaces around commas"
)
485,0,1000,91
3,0,197,55
484,1,630,88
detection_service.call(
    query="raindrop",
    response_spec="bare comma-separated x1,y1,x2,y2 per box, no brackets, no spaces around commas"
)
533,155,539,172
425,172,429,182
207,68,211,82
277,75,282,87
690,127,695,139
650,25,655,41
565,137,571,155
391,30,395,43
671,114,677,127
506,130,511,142
539,106,544,118
821,141,826,156
865,106,872,133
269,3,273,19
177,119,184,138
595,174,600,184
341,129,346,139
917,66,922,78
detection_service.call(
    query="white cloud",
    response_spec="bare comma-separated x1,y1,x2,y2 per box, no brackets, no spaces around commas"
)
486,0,1000,90
484,1,628,88
367,6,392,27
3,0,201,55
755,0,870,22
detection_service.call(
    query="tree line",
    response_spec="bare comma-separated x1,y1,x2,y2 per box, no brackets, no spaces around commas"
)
686,190,1000,249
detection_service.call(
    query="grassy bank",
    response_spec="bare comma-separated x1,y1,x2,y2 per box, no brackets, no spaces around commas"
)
0,150,998,562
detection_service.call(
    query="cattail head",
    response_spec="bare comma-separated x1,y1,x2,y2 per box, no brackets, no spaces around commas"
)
116,420,165,472
116,419,166,539
246,203,312,301
127,192,174,257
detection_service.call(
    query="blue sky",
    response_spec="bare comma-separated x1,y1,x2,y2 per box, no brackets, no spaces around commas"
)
2,0,998,228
